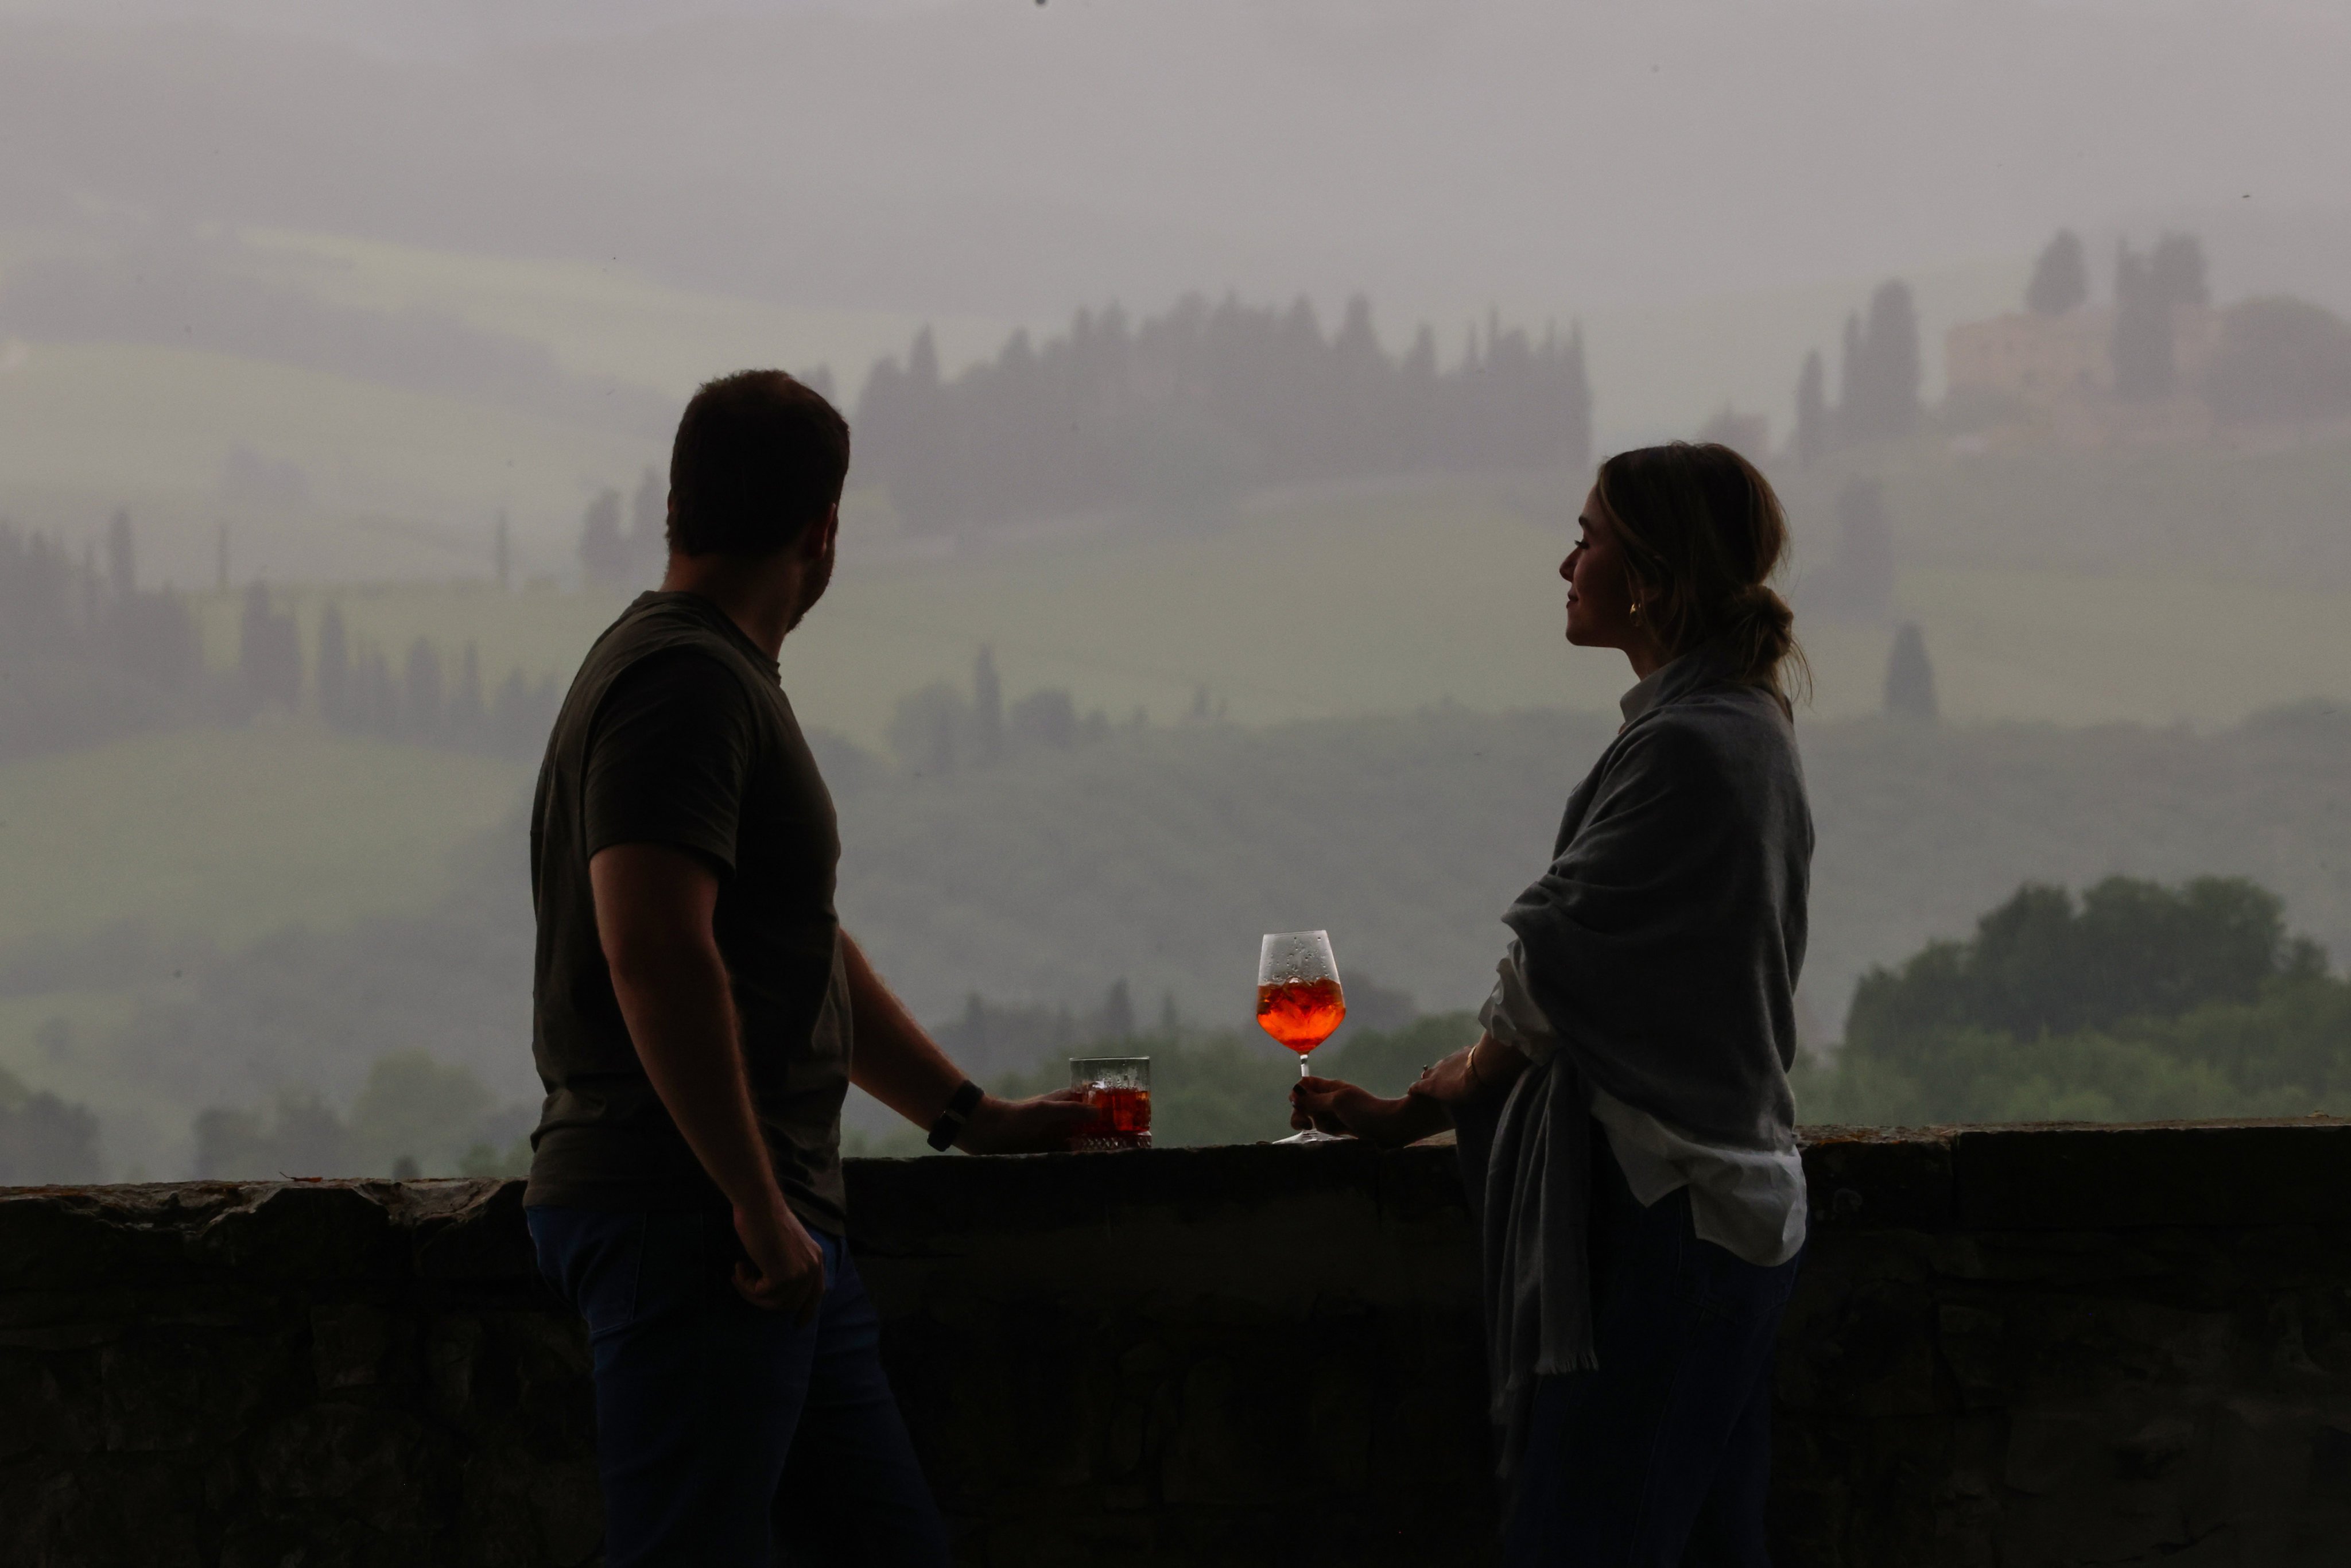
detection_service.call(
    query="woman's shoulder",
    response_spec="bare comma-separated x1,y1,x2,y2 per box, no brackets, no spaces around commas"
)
1612,684,1802,787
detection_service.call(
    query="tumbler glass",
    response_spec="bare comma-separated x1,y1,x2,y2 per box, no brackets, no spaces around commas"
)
1069,1056,1152,1151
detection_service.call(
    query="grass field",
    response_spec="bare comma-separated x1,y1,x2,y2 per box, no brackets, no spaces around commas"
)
0,340,658,583
0,725,528,952
242,228,1015,407
170,473,2351,748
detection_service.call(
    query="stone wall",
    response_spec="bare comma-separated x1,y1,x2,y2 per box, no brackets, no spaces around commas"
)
2,1121,2348,1566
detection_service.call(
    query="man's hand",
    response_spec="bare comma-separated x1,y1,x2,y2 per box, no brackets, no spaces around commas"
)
1290,1077,1450,1147
731,1196,827,1322
840,934,1100,1154
958,1089,1095,1155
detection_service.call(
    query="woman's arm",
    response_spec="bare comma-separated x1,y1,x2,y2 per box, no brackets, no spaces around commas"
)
1287,1078,1449,1146
1410,1031,1528,1105
1287,1031,1526,1146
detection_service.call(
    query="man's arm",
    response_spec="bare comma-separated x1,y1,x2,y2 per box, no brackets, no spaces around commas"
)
591,842,826,1315
841,933,1091,1154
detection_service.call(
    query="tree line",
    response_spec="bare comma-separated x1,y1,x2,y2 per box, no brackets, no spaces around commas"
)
1789,281,1925,468
0,510,563,762
1799,874,2350,1123
0,510,202,762
851,294,1593,533
224,582,561,758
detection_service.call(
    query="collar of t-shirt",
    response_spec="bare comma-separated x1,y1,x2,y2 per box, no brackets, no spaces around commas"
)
639,590,781,681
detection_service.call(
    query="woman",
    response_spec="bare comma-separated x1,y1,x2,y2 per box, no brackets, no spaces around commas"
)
1292,442,1813,1566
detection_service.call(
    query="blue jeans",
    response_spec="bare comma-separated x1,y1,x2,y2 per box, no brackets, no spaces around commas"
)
1503,1129,1803,1567
527,1207,950,1568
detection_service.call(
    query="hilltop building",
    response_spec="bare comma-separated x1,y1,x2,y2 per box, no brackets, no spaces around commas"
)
1944,304,2222,445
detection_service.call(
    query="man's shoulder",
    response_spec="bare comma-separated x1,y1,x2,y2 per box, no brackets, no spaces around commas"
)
593,593,754,666
586,599,779,705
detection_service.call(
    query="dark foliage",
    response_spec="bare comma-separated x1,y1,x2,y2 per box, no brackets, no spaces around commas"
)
1809,874,2349,1125
1786,279,1921,461
854,296,1592,533
2112,232,2208,401
315,610,560,760
0,1064,102,1183
1791,350,1829,469
1846,875,2321,1049
236,581,301,714
2203,297,2351,425
1881,623,1937,722
2024,229,2089,316
0,512,199,762
578,468,669,589
192,1049,529,1180
1839,281,1923,443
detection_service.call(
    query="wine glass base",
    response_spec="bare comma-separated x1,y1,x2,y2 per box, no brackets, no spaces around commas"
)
1274,1127,1343,1145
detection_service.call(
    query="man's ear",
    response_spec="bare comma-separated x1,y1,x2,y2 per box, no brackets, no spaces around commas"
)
805,502,840,560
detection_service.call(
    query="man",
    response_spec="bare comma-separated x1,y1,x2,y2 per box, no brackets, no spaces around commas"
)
523,369,1085,1566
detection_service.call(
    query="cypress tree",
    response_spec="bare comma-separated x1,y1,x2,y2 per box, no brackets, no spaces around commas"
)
106,510,135,602
972,646,1003,765
629,467,666,580
1793,350,1829,468
449,642,485,744
1836,313,1864,444
1884,622,1939,721
2024,230,2089,316
316,604,351,729
1561,323,1593,473
577,490,628,587
402,638,443,740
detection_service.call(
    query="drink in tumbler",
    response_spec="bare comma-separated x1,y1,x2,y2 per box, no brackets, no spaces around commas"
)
1069,1056,1152,1151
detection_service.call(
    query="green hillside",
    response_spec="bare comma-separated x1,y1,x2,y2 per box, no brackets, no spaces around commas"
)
835,699,2351,1035
0,725,527,951
156,461,2351,752
5,698,2346,1179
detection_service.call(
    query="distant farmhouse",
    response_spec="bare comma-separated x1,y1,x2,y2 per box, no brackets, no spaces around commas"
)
1937,228,2351,449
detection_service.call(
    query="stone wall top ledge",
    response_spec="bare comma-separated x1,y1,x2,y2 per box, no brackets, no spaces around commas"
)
4,1119,2346,1293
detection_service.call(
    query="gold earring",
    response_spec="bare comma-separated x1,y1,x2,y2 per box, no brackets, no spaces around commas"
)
1629,601,1642,618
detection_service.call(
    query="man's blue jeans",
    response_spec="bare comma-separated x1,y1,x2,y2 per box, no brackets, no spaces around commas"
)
527,1206,951,1568
1503,1127,1804,1567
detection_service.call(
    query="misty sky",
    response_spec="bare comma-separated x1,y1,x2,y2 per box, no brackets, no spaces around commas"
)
4,0,2344,343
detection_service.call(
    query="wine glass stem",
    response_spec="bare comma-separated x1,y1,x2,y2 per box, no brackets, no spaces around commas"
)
1299,1051,1311,1080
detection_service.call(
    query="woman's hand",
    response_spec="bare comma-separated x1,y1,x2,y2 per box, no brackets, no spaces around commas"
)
1409,1034,1525,1106
1290,1077,1451,1148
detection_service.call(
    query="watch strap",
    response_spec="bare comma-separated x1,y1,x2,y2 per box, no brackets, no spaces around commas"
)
925,1079,986,1151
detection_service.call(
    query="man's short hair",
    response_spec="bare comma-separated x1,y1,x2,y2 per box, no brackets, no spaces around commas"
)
667,370,851,558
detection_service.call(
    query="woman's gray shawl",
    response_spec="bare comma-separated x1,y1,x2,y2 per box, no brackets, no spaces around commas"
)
1452,643,1813,1486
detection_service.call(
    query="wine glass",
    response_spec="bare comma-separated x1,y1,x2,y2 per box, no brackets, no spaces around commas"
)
1256,930,1347,1145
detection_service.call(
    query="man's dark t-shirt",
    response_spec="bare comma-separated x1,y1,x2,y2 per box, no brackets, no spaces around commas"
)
524,591,852,1232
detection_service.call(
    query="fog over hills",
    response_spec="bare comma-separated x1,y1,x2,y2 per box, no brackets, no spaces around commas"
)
5,1,2348,422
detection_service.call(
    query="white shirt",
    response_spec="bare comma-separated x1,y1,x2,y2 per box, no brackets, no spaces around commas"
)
1479,944,1808,1268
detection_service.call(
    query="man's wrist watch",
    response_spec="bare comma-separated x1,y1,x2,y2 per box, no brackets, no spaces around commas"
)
926,1080,986,1151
